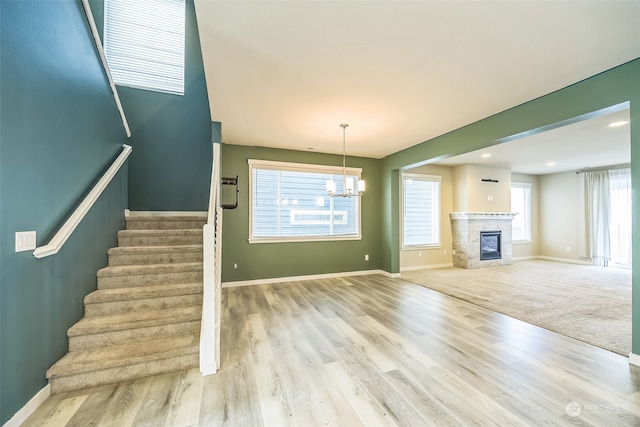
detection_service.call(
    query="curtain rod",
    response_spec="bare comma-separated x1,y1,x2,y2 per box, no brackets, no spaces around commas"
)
575,163,630,174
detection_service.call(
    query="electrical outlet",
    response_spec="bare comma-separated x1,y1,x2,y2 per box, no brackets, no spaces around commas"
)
234,263,238,269
365,254,369,261
452,250,456,255
566,246,571,252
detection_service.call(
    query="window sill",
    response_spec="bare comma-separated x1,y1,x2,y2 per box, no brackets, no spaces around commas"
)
512,239,532,245
249,235,363,244
401,244,442,251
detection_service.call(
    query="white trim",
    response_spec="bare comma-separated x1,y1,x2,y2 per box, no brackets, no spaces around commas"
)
126,211,208,217
248,158,362,175
3,384,51,427
223,269,392,288
81,0,130,137
629,353,640,367
33,144,132,259
449,212,518,220
400,263,453,272
536,256,592,265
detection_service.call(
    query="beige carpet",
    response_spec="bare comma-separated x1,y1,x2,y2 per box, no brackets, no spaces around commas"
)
401,259,631,356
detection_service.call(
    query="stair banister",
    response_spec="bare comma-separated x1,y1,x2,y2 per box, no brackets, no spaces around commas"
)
33,144,132,259
201,142,222,375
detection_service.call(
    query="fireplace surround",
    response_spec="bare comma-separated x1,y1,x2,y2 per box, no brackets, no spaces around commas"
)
450,212,516,269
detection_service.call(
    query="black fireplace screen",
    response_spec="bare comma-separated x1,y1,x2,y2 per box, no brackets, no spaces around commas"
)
480,231,501,260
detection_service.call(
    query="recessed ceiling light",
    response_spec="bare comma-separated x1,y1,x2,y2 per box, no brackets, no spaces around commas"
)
546,161,557,166
609,121,629,127
481,153,491,158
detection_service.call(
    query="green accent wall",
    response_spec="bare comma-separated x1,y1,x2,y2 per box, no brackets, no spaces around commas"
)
220,144,382,282
0,1,128,423
380,58,640,352
91,0,213,211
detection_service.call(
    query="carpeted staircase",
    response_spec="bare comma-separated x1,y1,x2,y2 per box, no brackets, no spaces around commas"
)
46,214,206,393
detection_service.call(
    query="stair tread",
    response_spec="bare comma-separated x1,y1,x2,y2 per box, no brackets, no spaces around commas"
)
69,305,202,336
47,334,199,377
126,215,206,220
97,262,203,277
118,229,202,236
85,282,203,304
108,244,202,255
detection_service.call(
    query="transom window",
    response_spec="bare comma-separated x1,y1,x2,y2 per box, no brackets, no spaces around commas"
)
401,173,441,248
104,0,185,95
249,160,362,243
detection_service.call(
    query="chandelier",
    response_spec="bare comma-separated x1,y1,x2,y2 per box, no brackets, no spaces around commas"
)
326,123,365,197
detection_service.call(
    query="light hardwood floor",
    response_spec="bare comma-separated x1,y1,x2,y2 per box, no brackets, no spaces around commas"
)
24,274,640,426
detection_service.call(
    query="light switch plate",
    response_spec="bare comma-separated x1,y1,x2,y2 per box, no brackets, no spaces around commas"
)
15,231,36,252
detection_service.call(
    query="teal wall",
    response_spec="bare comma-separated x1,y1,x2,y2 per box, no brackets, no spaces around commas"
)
91,0,212,211
220,144,382,282
0,1,129,423
380,58,640,351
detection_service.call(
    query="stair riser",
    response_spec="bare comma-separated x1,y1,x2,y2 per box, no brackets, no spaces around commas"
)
118,235,203,247
69,321,201,351
126,219,207,230
109,251,203,266
49,353,199,394
85,294,203,316
98,271,203,289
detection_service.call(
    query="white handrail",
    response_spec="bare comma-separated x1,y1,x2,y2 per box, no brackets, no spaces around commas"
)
81,0,131,138
201,142,222,375
33,144,132,259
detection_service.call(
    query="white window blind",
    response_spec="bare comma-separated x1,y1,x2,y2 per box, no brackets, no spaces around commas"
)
511,182,531,241
249,160,362,243
104,0,185,95
402,173,441,248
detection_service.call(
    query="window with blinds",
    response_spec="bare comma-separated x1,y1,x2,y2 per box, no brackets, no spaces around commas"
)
401,173,441,248
104,0,185,95
511,182,532,241
249,160,362,243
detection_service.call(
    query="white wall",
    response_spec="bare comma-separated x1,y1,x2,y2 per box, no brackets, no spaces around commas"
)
538,171,583,262
453,164,511,212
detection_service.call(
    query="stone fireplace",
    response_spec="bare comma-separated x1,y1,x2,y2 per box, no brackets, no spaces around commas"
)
450,212,517,269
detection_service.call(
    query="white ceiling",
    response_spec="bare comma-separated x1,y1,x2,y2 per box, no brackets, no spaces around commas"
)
194,1,640,161
433,107,631,175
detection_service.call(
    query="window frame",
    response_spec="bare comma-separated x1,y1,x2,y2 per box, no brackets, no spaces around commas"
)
248,159,363,244
511,181,532,243
400,172,442,250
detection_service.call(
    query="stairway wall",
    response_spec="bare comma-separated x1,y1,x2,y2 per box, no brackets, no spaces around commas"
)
0,1,129,423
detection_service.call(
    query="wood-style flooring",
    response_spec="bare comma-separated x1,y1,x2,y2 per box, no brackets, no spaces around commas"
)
24,274,640,426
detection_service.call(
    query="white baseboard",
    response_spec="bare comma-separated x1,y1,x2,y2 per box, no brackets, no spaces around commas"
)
3,384,50,427
400,263,453,272
222,269,397,287
536,256,592,265
629,353,640,367
125,210,207,217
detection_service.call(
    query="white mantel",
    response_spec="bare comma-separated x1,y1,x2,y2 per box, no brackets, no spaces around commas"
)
449,212,516,269
449,212,518,220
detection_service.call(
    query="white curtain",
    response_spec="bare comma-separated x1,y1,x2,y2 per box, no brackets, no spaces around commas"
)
580,170,610,266
609,168,632,266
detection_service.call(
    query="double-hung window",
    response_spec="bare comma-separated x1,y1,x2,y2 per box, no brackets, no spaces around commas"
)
401,173,441,248
104,0,186,95
511,182,532,242
249,160,362,243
